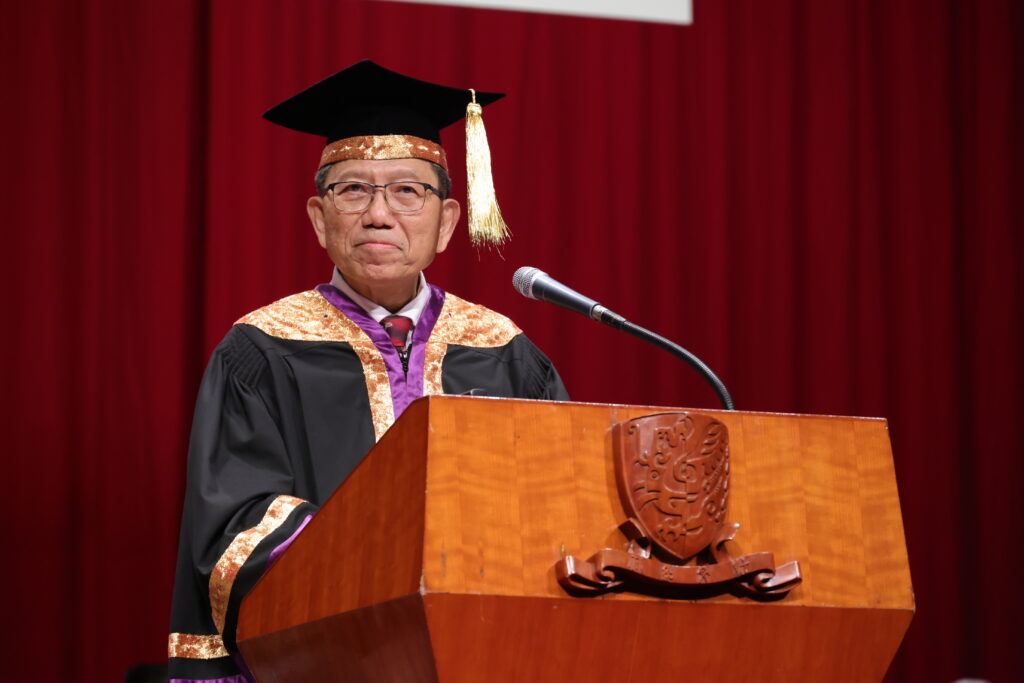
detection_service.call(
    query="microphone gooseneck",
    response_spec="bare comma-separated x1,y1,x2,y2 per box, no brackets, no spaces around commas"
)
512,266,735,411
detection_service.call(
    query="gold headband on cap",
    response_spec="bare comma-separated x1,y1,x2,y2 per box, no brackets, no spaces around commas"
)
319,134,448,170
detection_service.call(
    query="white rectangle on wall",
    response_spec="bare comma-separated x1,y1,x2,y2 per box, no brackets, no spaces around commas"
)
388,0,693,25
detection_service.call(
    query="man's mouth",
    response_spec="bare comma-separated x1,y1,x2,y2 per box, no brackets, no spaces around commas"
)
357,241,400,249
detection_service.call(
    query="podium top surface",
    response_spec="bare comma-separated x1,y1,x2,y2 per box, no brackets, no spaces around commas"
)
437,394,889,423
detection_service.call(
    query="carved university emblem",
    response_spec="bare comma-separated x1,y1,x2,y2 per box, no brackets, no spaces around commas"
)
556,412,801,598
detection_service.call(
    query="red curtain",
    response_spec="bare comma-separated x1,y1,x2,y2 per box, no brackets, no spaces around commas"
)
2,1,1020,681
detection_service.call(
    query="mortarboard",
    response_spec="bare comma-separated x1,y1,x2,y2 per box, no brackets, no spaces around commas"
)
263,60,510,245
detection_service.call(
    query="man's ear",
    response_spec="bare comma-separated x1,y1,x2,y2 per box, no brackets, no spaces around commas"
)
307,196,328,248
435,198,461,254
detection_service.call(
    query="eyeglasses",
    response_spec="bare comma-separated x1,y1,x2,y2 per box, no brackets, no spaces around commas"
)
325,180,441,214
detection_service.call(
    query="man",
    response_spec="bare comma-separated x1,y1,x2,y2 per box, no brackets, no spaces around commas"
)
167,61,568,682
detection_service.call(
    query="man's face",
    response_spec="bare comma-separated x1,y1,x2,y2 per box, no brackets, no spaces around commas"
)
306,158,460,297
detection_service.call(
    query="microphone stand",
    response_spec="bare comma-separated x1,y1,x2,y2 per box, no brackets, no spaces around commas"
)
514,267,736,411
598,308,735,411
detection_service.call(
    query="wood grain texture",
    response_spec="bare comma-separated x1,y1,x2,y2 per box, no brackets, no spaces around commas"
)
421,397,913,611
238,396,914,681
239,594,436,683
424,594,913,683
237,399,431,641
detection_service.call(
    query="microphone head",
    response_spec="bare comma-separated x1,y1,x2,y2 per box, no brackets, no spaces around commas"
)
512,266,544,299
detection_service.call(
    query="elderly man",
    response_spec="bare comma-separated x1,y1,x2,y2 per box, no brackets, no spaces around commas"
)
167,61,568,682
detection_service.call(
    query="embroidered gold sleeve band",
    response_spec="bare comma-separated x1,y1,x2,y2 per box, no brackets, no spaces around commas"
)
236,290,395,440
319,134,448,170
167,632,229,660
208,494,308,635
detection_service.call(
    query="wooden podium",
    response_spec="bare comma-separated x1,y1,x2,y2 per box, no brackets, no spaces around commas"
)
237,396,914,682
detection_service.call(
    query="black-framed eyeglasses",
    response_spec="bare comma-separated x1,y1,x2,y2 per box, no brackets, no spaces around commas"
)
325,180,441,214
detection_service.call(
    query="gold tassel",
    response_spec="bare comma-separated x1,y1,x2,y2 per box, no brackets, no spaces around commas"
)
465,88,510,246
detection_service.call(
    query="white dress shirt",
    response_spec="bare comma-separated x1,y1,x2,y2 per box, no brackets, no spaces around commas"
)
330,268,431,325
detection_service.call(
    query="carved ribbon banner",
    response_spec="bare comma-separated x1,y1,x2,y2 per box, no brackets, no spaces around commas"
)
555,412,802,599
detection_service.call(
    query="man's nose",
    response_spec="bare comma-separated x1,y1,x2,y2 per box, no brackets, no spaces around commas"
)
363,188,394,225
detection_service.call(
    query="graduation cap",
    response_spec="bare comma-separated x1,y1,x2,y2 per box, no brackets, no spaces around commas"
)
263,60,510,245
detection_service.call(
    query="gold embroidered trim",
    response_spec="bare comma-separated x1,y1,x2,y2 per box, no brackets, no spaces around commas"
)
168,632,229,660
209,494,306,635
319,134,448,170
236,290,369,342
351,340,394,440
422,341,448,397
237,288,393,438
236,290,394,440
235,289,518,438
430,293,521,347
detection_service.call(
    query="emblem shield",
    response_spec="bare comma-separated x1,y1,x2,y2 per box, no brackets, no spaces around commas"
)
614,412,729,562
556,410,800,598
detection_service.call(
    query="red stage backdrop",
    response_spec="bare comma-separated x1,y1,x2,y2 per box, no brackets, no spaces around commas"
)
1,1,1020,681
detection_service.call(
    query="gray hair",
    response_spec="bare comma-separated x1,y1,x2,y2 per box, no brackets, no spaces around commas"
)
314,161,452,199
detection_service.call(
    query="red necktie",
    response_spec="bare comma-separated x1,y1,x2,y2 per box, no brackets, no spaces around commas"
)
381,315,413,352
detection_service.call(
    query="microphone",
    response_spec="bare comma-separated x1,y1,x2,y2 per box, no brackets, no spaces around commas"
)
512,266,627,328
512,266,736,411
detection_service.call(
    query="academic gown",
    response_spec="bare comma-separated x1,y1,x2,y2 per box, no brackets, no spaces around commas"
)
168,283,568,682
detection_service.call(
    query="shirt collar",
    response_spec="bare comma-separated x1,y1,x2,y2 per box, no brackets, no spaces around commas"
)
330,268,431,325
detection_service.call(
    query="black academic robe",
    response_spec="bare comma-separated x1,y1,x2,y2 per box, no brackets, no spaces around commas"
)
168,285,568,682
